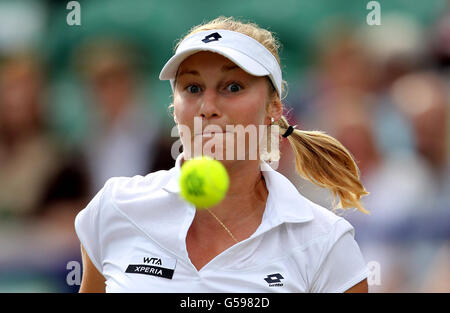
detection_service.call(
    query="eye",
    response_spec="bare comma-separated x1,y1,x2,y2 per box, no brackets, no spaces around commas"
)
186,84,201,94
226,82,242,93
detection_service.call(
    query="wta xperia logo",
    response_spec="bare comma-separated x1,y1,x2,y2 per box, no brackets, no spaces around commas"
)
170,117,281,169
125,255,177,279
65,255,178,286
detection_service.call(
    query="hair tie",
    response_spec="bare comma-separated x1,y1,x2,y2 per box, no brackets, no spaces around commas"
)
282,125,295,138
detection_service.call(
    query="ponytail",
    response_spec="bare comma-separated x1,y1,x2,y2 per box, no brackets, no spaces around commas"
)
277,116,369,214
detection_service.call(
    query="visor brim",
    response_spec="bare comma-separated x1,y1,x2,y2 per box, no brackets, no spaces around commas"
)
159,46,270,81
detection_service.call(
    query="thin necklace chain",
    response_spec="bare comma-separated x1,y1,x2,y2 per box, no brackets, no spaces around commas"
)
205,176,266,244
207,209,239,243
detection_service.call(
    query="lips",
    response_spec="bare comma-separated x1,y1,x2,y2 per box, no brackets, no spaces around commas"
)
194,131,226,137
202,132,223,136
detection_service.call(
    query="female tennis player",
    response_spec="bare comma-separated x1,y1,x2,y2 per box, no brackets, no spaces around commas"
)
75,16,369,293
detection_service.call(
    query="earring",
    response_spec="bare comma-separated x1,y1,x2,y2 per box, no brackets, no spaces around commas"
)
271,117,275,124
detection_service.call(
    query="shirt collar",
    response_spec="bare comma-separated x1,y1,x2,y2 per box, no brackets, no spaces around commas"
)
162,153,314,225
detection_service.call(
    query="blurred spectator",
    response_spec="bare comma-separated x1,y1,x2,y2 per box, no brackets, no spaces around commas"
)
290,18,418,157
288,24,379,131
0,53,91,292
357,13,424,87
0,54,61,219
356,14,425,158
392,72,449,178
390,71,450,227
75,39,165,194
328,98,438,292
331,99,435,233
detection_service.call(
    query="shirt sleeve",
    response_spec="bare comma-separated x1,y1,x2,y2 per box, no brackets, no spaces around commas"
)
310,219,368,293
74,182,109,274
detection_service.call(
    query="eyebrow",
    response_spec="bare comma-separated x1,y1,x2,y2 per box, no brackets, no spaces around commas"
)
177,64,240,78
177,69,199,77
221,65,240,72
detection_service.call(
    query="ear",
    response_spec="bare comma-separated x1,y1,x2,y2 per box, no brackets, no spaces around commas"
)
266,97,283,124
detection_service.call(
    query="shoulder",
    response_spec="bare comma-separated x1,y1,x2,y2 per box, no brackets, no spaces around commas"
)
76,168,176,224
263,165,356,251
288,195,355,244
105,168,175,200
309,200,354,237
301,200,368,292
280,197,366,291
278,194,359,276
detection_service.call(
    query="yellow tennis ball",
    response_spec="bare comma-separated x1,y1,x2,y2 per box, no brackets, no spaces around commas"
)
179,156,229,209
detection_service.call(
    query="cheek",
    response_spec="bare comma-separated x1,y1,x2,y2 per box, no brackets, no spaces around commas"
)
234,95,268,126
173,95,193,124
173,95,201,145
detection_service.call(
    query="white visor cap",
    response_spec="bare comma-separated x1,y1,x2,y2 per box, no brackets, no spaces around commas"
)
159,29,282,96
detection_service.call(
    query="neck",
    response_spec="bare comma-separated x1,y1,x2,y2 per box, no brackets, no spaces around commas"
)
217,158,267,217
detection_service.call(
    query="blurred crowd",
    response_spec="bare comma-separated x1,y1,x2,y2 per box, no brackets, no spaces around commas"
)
0,1,449,292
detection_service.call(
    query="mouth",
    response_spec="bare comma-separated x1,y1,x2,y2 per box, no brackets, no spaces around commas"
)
194,131,228,137
202,132,223,137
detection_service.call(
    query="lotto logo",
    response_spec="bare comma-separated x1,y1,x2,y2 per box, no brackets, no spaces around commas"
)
202,32,222,43
264,273,284,287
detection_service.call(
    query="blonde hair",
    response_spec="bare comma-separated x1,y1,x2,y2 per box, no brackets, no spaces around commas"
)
173,16,369,214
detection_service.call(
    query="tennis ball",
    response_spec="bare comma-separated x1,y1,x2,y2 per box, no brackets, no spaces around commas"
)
179,155,229,209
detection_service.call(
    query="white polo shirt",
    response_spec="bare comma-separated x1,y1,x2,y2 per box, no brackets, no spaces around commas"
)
75,153,368,293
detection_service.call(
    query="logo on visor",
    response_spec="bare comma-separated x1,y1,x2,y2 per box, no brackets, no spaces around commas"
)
202,32,222,43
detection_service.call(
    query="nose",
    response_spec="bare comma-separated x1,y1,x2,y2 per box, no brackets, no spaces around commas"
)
198,88,221,120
